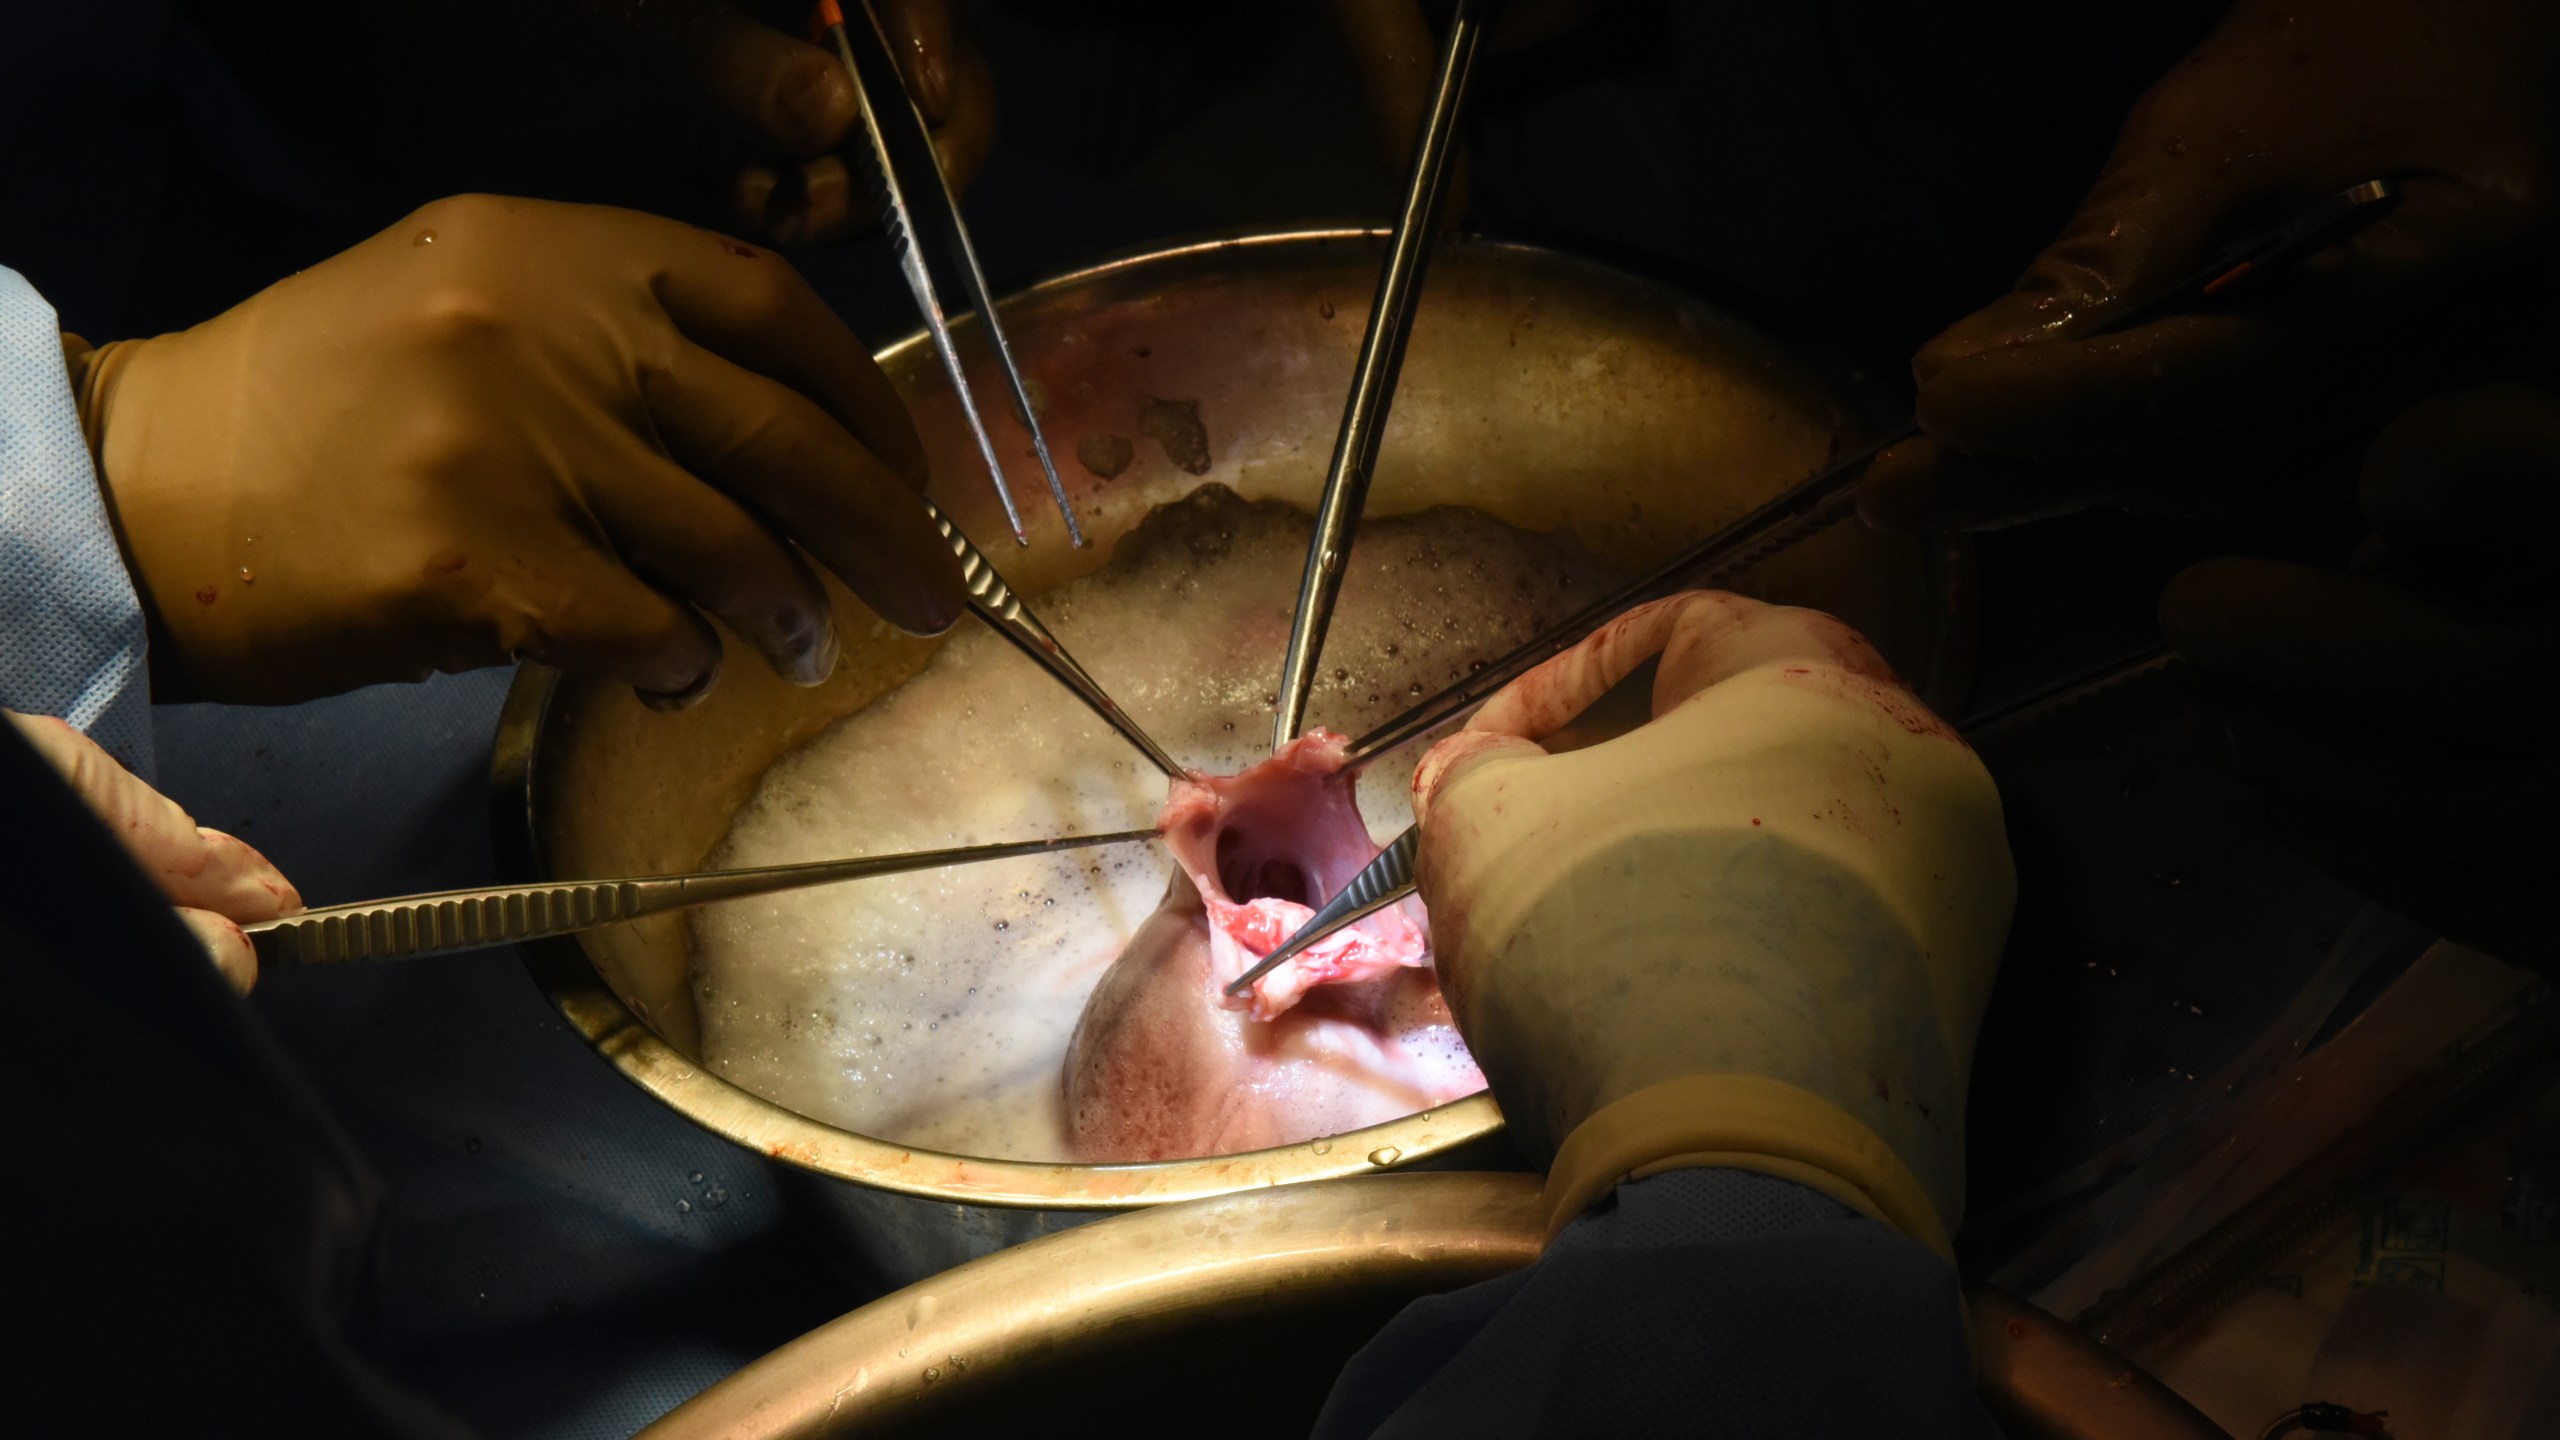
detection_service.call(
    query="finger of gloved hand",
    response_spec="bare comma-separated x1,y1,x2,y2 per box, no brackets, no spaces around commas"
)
4,712,303,921
2360,382,2560,588
740,154,867,248
2161,557,2551,751
176,907,259,994
486,548,727,706
2257,794,2554,972
644,341,963,635
1866,385,2380,532
2182,684,2555,966
2180,680,2534,833
1859,436,2151,533
875,0,959,122
1914,163,2513,462
649,227,930,486
924,19,998,198
585,441,842,685
694,4,858,156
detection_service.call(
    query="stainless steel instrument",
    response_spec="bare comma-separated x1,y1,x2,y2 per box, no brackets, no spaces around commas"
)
1269,0,1487,750
1340,179,2402,770
1244,169,2394,991
1233,644,2187,999
923,498,1189,779
245,828,1158,970
822,0,1081,547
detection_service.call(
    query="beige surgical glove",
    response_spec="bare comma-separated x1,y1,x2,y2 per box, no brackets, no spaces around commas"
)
1410,591,2014,1255
71,193,964,707
6,712,300,993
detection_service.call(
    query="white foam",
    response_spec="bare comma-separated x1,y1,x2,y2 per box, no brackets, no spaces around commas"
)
696,486,1618,1160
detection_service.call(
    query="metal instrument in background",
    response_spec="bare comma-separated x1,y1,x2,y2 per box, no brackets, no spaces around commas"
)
821,0,1082,547
246,828,1158,971
1230,645,2184,998
1238,180,2400,996
924,498,1189,779
1341,179,2404,770
1269,0,1488,750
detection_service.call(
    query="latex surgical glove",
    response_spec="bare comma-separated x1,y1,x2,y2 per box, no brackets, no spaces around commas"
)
70,194,965,707
2161,381,2560,970
195,0,995,246
1861,0,2560,532
5,712,299,993
1410,591,2014,1254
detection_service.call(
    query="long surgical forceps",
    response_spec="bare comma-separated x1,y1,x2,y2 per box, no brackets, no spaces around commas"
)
1269,0,1489,750
819,0,1081,548
1229,179,2403,998
246,828,1159,971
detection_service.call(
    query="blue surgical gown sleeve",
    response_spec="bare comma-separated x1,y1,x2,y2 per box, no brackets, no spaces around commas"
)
0,265,154,778
1312,1168,2001,1438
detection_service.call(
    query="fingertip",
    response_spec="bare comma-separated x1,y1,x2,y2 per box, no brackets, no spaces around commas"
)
769,41,860,154
894,567,968,637
177,908,258,995
1854,437,1943,533
790,615,843,686
638,654,724,712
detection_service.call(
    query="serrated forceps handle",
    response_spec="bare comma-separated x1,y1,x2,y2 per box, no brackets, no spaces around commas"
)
921,499,1188,779
243,828,1160,971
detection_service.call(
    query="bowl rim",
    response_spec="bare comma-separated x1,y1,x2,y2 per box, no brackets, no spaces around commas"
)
491,224,1968,1209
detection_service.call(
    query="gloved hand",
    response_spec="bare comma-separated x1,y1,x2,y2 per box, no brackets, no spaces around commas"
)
2162,381,2560,971
71,194,965,707
196,0,995,246
5,712,300,993
1861,0,2560,531
1410,591,2014,1253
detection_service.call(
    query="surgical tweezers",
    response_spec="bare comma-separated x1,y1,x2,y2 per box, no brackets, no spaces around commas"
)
1269,0,1488,750
1230,179,2402,997
246,828,1159,971
1225,646,2184,999
923,498,1188,778
821,0,1082,547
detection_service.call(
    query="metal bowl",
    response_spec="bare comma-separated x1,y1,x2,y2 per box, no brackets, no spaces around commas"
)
634,1171,2227,1440
492,228,1970,1278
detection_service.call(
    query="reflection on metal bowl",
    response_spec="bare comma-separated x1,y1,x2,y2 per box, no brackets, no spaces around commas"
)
493,228,1972,1284
634,1172,2229,1440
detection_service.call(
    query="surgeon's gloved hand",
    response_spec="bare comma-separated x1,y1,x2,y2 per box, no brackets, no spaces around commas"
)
2162,381,2560,971
5,712,299,993
198,0,995,247
71,194,965,708
1861,0,2560,532
1410,592,2014,1253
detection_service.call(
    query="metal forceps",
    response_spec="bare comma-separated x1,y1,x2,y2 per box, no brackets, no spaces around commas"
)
1229,179,2403,998
818,0,1080,548
246,828,1158,971
1269,0,1489,750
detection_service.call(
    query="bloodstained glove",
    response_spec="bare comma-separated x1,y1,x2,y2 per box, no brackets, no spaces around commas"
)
1410,591,2015,1250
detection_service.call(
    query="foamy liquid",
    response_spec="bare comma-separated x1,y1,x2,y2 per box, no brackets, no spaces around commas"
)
696,486,1617,1160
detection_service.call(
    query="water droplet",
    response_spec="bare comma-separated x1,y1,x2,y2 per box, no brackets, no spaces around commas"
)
1310,1140,1332,1155
1368,1146,1402,1166
238,567,255,584
703,1184,729,1208
413,228,437,246
676,1198,693,1213
690,1171,704,1184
